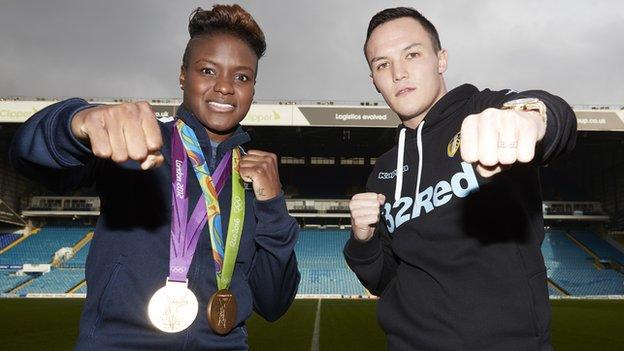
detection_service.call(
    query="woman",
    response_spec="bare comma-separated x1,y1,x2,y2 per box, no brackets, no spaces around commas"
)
10,4,300,350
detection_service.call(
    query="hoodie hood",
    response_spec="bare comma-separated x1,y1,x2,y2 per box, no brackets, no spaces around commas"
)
393,84,479,202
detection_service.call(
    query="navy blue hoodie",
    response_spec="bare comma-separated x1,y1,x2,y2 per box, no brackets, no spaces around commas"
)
10,99,300,350
344,84,577,351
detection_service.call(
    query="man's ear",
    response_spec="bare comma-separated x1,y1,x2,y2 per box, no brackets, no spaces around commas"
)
437,49,448,74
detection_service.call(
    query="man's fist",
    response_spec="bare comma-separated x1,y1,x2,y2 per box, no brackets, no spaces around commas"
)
349,192,386,242
460,108,546,178
239,150,281,201
70,102,164,170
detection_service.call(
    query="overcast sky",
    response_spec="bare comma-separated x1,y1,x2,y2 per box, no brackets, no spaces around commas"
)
1,0,622,106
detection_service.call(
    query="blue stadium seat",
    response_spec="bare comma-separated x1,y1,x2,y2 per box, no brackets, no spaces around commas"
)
0,233,22,251
570,230,624,265
0,227,92,266
15,268,85,294
0,269,32,293
542,230,624,295
62,242,91,268
295,229,367,295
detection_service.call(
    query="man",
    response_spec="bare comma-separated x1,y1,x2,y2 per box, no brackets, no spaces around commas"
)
344,7,576,351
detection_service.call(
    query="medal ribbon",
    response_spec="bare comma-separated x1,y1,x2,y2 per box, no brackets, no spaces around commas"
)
175,119,245,290
169,126,233,282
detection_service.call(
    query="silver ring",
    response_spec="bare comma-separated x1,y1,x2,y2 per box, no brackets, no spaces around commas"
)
497,141,518,149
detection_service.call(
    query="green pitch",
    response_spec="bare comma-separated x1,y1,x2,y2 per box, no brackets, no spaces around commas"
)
0,298,622,350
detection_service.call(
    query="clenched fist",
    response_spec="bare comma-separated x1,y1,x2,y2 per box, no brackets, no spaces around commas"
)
460,107,546,178
239,150,281,201
70,102,164,170
349,192,386,242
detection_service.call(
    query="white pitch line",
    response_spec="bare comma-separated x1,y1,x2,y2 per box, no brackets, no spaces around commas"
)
311,299,321,351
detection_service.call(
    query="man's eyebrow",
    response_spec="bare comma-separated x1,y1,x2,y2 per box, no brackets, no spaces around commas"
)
403,42,423,51
369,43,423,64
370,55,388,65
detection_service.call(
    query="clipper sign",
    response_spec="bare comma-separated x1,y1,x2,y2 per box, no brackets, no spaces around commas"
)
0,101,54,123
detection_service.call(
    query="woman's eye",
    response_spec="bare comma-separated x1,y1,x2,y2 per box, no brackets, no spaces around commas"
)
201,67,215,75
235,74,249,82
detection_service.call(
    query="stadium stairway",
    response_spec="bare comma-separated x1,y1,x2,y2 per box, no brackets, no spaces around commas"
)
0,227,39,255
565,232,604,264
52,231,93,267
566,231,624,275
7,275,35,294
547,279,569,296
68,280,86,294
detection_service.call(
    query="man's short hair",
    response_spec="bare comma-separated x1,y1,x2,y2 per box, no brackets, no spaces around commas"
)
364,7,441,55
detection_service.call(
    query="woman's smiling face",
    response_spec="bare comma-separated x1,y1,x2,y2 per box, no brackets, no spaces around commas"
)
180,32,257,142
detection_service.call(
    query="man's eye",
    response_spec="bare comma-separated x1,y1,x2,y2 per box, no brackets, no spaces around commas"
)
406,52,420,59
376,62,389,71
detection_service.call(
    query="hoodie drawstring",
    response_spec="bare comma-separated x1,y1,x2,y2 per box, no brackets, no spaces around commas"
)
394,128,407,202
394,122,425,210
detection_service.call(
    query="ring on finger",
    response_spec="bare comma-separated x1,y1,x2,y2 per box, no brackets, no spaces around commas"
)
497,140,518,149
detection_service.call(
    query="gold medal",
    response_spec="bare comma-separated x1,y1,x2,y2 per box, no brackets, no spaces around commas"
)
207,289,237,335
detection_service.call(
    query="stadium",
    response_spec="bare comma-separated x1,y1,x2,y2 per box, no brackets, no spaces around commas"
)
1,97,624,351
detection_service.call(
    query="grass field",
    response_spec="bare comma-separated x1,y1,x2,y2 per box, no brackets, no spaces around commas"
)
0,298,623,350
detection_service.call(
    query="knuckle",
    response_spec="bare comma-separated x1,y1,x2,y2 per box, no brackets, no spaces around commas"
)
111,154,128,163
93,148,110,159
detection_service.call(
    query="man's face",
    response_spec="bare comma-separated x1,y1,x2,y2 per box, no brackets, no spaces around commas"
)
365,17,447,123
180,33,256,141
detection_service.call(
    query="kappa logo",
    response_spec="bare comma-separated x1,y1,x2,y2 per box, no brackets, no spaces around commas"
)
447,132,461,157
156,111,175,123
378,165,409,180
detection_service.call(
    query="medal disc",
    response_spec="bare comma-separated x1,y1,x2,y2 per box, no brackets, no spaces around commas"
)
207,289,237,335
148,281,199,333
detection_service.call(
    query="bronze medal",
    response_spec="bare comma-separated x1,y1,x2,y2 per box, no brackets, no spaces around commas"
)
207,289,237,335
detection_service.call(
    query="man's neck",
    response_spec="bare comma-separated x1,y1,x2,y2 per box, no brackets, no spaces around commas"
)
402,83,447,130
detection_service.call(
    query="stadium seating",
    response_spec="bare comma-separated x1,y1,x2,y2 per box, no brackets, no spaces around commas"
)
62,242,91,268
2,227,624,297
569,230,624,265
0,227,91,266
0,269,32,293
0,233,21,251
542,230,624,295
295,229,367,295
14,268,85,294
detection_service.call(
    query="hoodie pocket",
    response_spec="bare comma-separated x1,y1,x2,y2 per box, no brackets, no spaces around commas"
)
89,257,123,338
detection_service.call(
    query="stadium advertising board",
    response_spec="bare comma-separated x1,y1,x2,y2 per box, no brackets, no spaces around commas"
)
0,101,54,123
295,106,401,127
574,110,624,131
2,100,623,131
241,104,293,126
